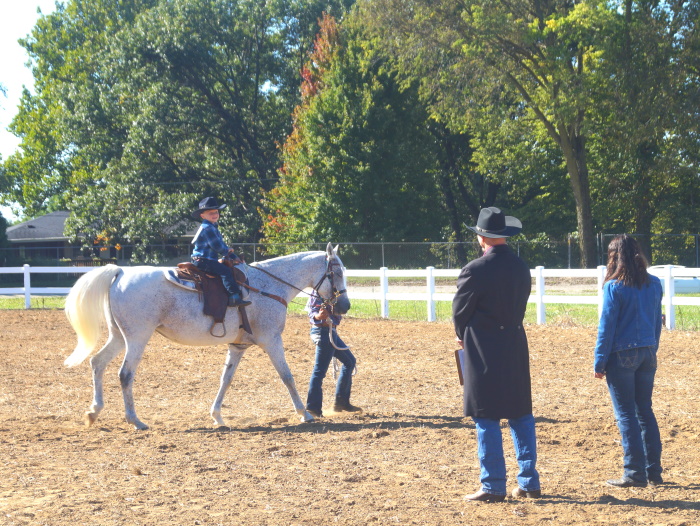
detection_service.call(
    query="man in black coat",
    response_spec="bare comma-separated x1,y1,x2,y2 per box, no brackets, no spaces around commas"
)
453,207,541,502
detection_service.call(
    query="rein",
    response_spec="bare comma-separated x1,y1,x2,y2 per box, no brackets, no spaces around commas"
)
249,257,346,307
250,264,308,297
238,282,288,307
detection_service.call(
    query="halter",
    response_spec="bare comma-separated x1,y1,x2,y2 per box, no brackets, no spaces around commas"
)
249,254,347,307
312,258,347,309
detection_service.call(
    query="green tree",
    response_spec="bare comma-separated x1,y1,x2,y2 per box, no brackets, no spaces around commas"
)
263,12,573,265
359,0,619,266
262,14,448,248
0,212,8,247
589,1,700,260
2,0,353,261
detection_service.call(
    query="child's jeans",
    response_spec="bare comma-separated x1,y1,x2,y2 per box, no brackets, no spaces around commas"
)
193,257,240,296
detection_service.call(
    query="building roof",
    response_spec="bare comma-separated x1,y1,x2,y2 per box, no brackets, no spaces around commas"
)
6,210,198,243
7,211,70,242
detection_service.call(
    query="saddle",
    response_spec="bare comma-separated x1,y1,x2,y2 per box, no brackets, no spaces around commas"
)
174,261,252,337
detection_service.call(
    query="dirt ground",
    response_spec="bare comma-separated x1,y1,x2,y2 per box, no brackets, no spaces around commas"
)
1,310,699,526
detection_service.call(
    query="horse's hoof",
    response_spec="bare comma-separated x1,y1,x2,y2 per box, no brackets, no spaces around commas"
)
301,411,314,423
85,412,97,427
131,420,149,431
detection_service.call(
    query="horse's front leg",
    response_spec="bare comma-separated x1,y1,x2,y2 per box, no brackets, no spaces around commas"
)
263,339,314,423
210,344,247,427
118,341,149,430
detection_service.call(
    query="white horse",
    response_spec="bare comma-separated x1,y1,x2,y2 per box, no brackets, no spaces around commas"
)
63,242,350,430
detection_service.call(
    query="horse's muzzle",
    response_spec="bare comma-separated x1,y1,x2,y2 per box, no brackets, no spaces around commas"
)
335,295,351,315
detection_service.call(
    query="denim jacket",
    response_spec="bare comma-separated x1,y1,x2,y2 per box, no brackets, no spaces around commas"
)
594,275,662,374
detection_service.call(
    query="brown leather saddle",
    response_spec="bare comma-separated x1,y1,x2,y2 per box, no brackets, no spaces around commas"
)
176,262,252,337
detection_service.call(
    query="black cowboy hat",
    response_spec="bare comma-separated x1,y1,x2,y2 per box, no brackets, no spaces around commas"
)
466,207,522,238
192,197,227,220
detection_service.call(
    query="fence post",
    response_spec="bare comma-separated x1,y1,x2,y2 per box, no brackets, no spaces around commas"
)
664,265,675,329
380,267,389,318
23,264,31,309
426,266,435,322
597,265,606,320
535,266,545,324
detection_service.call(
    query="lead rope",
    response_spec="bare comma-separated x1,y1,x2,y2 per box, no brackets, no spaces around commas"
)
323,318,358,379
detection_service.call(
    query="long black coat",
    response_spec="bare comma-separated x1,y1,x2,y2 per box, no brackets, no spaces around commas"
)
452,244,533,419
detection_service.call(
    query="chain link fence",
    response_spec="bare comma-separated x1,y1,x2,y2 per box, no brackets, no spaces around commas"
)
1,234,699,280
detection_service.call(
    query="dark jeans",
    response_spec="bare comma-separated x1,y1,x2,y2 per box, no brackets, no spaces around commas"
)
306,325,356,413
605,346,662,483
193,257,240,296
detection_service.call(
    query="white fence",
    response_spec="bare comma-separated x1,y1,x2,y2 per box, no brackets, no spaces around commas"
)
1,265,699,329
345,266,700,329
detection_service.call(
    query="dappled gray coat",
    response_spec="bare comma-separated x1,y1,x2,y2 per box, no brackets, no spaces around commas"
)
452,244,533,419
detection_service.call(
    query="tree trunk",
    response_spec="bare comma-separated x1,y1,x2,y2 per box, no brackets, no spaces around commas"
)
437,171,468,264
558,124,597,267
631,142,657,263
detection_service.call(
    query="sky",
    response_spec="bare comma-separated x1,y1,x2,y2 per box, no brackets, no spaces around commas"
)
0,0,57,221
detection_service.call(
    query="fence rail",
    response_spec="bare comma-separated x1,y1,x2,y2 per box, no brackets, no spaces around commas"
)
1,265,699,329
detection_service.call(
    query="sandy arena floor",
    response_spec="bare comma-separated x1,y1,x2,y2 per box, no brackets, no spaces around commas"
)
0,309,699,525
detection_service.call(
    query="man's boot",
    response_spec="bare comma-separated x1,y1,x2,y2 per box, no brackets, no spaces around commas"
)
333,398,362,413
228,292,251,307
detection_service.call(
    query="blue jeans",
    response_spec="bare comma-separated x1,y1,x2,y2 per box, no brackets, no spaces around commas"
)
472,414,540,495
306,326,356,413
605,346,662,483
193,257,240,296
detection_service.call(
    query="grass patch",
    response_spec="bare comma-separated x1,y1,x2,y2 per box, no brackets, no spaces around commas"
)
527,304,599,327
672,305,700,331
3,295,700,331
288,298,454,321
0,296,66,310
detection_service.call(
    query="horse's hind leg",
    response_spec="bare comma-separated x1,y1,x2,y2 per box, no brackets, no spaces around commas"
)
86,325,125,426
263,338,314,423
210,344,247,427
118,339,150,430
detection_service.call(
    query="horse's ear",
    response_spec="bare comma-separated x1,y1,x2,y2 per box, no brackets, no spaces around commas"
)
333,244,339,255
326,242,334,257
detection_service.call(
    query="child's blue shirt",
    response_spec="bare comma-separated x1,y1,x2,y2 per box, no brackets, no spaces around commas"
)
191,220,230,260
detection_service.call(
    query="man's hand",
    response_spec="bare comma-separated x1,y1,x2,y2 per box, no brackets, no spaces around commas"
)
594,372,605,379
315,307,330,321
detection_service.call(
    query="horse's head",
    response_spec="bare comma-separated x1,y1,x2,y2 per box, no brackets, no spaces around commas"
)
314,242,351,315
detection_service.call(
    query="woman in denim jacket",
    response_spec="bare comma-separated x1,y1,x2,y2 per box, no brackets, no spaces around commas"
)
594,235,663,488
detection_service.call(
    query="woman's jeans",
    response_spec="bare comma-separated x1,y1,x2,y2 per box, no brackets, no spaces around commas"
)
605,346,662,483
306,326,356,413
472,414,540,495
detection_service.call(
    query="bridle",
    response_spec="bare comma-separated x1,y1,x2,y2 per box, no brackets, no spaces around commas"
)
249,255,347,308
311,258,347,309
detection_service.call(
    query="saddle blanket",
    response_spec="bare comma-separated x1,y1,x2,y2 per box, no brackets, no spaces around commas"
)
163,269,199,291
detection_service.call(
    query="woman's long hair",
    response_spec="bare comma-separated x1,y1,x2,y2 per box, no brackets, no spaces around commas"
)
604,234,650,287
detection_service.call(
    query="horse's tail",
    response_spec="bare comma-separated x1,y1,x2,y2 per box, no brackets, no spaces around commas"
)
64,264,122,367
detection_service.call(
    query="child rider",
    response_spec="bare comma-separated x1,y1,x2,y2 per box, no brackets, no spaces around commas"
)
191,197,251,307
